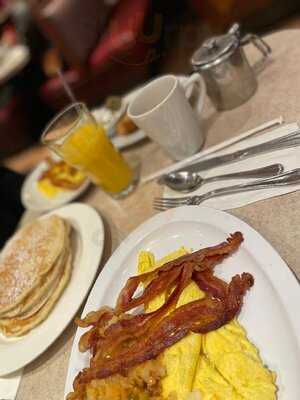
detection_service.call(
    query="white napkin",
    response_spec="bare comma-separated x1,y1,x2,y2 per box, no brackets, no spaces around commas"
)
143,117,284,183
163,123,300,210
0,370,22,400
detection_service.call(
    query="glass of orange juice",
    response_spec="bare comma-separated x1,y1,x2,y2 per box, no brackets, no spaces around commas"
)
41,102,137,198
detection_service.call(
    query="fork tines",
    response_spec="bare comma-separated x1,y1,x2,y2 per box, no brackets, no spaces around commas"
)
153,196,189,211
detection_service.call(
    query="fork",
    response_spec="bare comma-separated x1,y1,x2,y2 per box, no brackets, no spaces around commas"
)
154,168,300,210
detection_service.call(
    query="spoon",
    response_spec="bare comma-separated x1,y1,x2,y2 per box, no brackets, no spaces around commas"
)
159,163,284,192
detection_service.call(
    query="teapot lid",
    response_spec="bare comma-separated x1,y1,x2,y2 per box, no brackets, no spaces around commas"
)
191,25,240,70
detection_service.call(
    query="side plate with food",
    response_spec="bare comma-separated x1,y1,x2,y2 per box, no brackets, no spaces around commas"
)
64,206,300,399
0,203,104,375
21,157,90,212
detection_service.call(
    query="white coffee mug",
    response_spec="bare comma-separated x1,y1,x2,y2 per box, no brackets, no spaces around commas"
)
127,74,206,160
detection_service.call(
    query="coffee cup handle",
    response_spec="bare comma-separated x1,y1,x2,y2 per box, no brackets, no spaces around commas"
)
181,73,206,116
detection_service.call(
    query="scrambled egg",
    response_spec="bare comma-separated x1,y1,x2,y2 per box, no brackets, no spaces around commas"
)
37,179,63,198
37,161,86,198
200,320,277,399
193,356,243,399
138,249,277,400
138,249,204,400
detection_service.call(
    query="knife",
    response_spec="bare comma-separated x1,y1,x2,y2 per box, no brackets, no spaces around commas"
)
162,130,300,176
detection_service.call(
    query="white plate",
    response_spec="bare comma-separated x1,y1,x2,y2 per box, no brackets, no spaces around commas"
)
21,161,90,212
0,45,29,84
92,75,192,150
92,89,147,150
64,206,300,399
0,203,104,376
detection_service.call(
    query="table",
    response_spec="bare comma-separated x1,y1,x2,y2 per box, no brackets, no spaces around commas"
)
17,29,300,400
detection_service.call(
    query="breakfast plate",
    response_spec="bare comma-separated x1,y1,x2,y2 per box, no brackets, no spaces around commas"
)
92,75,196,150
64,206,300,399
0,203,104,376
21,159,90,212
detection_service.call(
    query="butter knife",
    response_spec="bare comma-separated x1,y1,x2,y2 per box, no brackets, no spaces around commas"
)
161,130,300,178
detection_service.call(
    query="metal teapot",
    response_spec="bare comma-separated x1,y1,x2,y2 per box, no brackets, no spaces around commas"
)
191,23,271,111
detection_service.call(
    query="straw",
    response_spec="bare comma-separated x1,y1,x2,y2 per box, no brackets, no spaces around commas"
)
57,69,76,103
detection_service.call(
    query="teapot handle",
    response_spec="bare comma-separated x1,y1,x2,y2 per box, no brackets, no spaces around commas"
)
229,23,271,69
241,33,271,60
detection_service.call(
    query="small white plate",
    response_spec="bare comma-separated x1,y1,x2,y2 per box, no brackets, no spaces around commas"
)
21,161,90,212
92,90,147,150
65,206,300,399
0,203,105,376
0,45,29,84
92,75,192,150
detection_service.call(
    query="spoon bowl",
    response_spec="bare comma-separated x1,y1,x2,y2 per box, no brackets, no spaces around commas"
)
159,171,203,192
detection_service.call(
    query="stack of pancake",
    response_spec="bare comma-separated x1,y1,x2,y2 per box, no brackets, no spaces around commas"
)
0,215,72,337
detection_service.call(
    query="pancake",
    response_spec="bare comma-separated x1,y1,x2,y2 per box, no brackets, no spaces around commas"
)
0,223,71,319
1,239,69,319
0,250,73,337
17,260,65,320
0,215,67,314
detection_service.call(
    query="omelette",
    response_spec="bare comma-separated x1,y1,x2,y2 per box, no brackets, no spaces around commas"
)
138,248,277,400
37,179,64,198
37,160,86,198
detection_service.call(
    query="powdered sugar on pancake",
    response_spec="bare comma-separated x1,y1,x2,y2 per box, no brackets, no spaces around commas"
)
0,215,66,312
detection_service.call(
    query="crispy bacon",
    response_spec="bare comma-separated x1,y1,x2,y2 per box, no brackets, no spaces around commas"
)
75,307,115,328
70,232,251,393
194,254,227,272
76,297,225,383
117,266,183,313
76,272,253,384
116,232,243,312
224,272,254,322
193,270,228,299
193,270,254,326
90,263,194,362
78,327,99,353
191,272,253,333
76,307,116,353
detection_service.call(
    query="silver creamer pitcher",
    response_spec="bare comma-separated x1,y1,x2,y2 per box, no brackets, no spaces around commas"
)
191,24,271,111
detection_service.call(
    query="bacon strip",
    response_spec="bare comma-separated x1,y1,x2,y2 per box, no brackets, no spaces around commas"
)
117,266,183,313
76,272,253,384
76,308,116,353
116,232,243,312
224,272,254,322
191,272,253,333
91,263,194,362
71,232,248,392
76,307,115,328
193,270,228,299
76,297,225,384
192,270,254,328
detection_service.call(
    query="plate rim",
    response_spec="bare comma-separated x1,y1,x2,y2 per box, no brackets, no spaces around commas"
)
64,205,300,396
0,202,104,376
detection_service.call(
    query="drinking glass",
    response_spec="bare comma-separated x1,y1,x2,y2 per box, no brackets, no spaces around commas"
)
41,103,137,198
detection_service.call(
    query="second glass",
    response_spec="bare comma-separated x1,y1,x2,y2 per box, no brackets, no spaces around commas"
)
41,103,136,198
